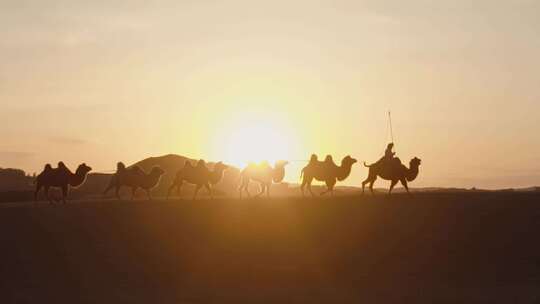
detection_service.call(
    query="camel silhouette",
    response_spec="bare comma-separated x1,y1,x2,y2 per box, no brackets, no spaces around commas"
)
103,162,165,200
166,160,229,200
238,160,288,198
34,162,92,204
300,155,357,197
361,157,421,195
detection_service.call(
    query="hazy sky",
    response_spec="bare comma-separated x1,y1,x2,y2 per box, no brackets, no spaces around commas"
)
1,0,539,189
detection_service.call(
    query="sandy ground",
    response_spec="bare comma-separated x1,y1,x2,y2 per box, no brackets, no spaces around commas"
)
1,192,540,303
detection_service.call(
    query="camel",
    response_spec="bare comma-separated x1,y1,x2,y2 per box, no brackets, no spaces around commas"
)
238,160,289,198
34,162,92,204
167,160,229,200
361,157,421,195
103,162,165,200
300,155,357,197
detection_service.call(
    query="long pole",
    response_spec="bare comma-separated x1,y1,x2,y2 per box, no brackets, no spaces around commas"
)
388,110,394,144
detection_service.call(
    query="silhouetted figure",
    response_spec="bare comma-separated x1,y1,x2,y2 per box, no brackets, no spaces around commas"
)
384,143,395,159
34,162,92,204
371,143,396,167
362,157,422,195
167,160,229,200
103,164,165,200
300,155,357,197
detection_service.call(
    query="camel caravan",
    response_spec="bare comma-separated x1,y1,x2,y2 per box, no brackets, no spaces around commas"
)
33,142,421,203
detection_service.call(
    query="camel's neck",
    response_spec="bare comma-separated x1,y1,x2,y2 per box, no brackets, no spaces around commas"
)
209,168,226,184
272,166,286,183
336,163,353,181
406,165,419,182
69,170,88,187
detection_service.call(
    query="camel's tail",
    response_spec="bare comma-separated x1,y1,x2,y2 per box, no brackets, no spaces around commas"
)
364,162,372,168
300,168,304,180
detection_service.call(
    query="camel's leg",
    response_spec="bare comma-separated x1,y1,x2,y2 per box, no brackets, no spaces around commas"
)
388,179,398,195
167,182,176,199
400,179,410,195
61,184,68,204
146,189,152,200
104,176,119,198
103,183,113,196
322,180,336,196
34,182,42,203
255,183,265,197
307,178,315,197
115,185,121,200
266,183,270,198
238,176,245,198
369,177,377,195
243,180,251,198
238,183,243,199
193,184,202,200
131,187,138,200
177,180,184,198
44,186,53,205
362,178,372,195
204,183,213,199
300,178,307,197
362,170,377,195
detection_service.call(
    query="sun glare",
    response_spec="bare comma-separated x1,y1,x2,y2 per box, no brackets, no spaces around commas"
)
211,113,299,168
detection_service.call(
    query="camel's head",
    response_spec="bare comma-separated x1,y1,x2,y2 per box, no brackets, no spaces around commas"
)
275,160,289,168
342,155,357,166
76,163,92,175
410,157,421,168
150,166,165,177
214,161,229,172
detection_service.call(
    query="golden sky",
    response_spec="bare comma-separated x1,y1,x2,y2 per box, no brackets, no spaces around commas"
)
1,0,539,189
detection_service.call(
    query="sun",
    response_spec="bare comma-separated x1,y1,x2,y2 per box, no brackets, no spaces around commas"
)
211,112,300,168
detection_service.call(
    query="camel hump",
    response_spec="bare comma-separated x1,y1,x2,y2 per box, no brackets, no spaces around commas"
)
44,163,53,171
197,159,206,167
57,161,73,174
184,160,193,168
116,162,126,172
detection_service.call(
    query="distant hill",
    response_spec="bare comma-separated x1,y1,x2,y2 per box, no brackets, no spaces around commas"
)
0,168,34,191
